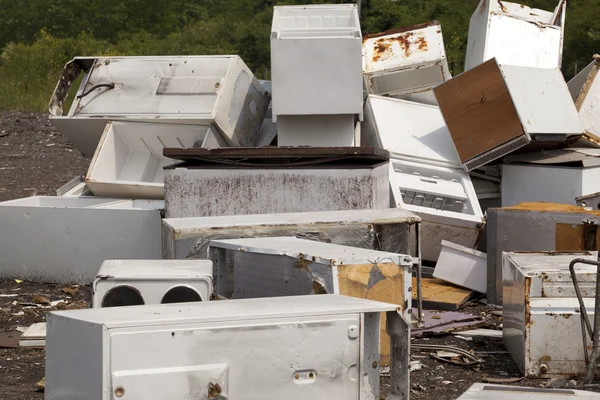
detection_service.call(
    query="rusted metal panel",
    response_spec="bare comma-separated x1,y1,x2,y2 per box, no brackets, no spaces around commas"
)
48,55,270,156
487,205,600,305
362,21,451,101
207,237,413,367
465,0,566,71
503,251,600,377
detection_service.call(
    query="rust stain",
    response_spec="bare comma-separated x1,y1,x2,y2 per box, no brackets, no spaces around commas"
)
312,280,328,294
371,32,428,62
295,253,312,271
497,0,507,12
478,0,488,14
525,277,533,328
539,355,552,362
208,383,222,399
547,312,572,319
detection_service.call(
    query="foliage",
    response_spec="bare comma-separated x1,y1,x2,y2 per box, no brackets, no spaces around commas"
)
0,0,597,111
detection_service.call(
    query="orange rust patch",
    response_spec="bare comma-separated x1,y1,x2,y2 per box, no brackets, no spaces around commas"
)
502,202,600,216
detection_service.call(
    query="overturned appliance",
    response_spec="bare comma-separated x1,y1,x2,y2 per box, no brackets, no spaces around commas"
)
162,147,390,218
46,295,410,400
362,95,483,261
207,237,413,365
501,149,600,206
487,203,600,305
162,207,420,260
271,4,362,146
85,121,224,200
362,21,452,106
457,383,600,399
92,260,214,308
434,58,584,171
576,192,600,211
568,55,600,145
0,197,163,284
503,251,599,377
465,0,566,71
48,55,271,157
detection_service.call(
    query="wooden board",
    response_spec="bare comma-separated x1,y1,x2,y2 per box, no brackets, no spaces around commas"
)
434,59,525,162
412,277,473,311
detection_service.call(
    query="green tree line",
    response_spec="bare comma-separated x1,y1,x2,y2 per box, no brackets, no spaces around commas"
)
0,0,597,111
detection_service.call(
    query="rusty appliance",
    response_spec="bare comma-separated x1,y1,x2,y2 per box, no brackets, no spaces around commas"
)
503,251,599,378
487,203,600,305
161,147,391,219
207,236,414,365
362,21,452,106
46,295,411,400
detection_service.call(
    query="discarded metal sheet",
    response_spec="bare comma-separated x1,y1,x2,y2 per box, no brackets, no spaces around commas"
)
48,55,270,156
434,240,487,293
576,192,600,210
19,322,46,348
46,295,410,400
92,260,214,308
487,204,600,305
362,21,452,102
162,147,390,218
503,251,599,377
501,149,600,206
271,5,362,120
457,383,600,399
162,208,419,261
434,58,584,171
208,237,413,366
465,0,566,71
569,56,600,141
0,196,163,283
413,277,473,311
411,310,485,336
362,95,484,261
85,121,222,200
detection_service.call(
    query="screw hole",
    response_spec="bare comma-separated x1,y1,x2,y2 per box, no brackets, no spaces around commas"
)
114,386,125,397
309,372,314,379
294,374,300,379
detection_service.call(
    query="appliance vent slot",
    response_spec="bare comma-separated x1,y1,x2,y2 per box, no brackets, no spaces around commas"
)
464,135,530,171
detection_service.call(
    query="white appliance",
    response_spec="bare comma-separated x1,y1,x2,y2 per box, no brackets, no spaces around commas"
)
503,251,599,377
0,196,163,284
92,260,214,308
501,149,600,206
207,236,413,366
162,207,419,260
568,56,600,141
362,21,451,104
271,4,362,146
433,241,487,293
362,95,483,261
48,55,270,156
465,0,566,71
457,383,600,399
85,121,224,200
434,58,584,171
45,295,410,400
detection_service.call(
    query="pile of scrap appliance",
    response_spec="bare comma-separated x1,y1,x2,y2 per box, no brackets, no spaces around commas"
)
3,0,600,399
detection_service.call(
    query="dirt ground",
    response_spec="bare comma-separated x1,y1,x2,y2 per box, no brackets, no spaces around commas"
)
0,111,595,399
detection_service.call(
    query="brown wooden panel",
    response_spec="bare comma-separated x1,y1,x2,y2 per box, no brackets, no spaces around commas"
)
556,223,585,251
434,59,525,162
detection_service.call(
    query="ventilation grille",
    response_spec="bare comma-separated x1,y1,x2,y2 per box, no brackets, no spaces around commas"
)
463,135,530,171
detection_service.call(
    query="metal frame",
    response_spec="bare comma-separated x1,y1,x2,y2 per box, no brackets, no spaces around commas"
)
570,258,600,384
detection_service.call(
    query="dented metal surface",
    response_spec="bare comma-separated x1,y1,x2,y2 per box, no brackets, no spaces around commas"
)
465,0,566,70
503,251,599,377
48,55,271,157
362,21,451,99
46,295,406,400
207,237,413,365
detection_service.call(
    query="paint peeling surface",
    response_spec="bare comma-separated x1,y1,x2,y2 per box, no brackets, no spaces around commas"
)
465,0,565,70
503,252,599,377
207,237,413,365
362,21,452,97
